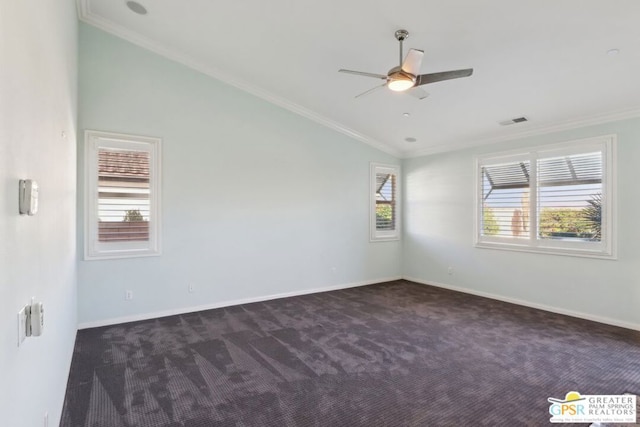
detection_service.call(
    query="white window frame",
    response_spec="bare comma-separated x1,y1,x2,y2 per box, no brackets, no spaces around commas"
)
84,130,162,260
475,135,616,259
370,163,401,242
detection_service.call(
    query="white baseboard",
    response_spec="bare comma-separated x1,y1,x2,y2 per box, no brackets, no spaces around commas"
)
403,276,640,332
77,276,403,329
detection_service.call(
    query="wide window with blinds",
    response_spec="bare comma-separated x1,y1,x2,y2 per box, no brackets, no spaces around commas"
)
476,135,615,258
371,163,400,241
85,130,162,260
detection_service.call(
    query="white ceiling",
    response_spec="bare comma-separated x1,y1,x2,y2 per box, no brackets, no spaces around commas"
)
79,0,640,158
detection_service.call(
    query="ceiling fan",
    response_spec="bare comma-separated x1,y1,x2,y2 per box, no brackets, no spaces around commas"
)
339,29,473,99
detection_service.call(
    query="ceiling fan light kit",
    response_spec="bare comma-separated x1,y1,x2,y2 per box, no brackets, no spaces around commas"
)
388,80,414,92
387,67,416,92
339,29,473,99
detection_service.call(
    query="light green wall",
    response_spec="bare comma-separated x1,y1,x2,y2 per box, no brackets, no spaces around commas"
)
403,117,640,328
77,24,401,326
77,19,639,331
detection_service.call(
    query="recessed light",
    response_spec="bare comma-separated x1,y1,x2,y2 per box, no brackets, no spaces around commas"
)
607,48,620,56
405,137,417,143
126,1,147,15
403,113,411,118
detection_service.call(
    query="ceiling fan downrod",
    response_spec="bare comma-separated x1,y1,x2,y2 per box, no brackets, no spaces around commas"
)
395,29,409,66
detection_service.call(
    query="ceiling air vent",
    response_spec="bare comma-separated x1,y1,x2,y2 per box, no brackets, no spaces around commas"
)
499,116,529,126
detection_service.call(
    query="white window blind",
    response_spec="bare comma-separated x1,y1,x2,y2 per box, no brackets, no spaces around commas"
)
85,130,162,260
481,159,531,238
98,149,150,242
537,152,602,242
476,136,615,258
371,163,400,241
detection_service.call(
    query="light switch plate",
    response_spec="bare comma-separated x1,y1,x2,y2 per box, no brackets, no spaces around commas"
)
17,305,28,346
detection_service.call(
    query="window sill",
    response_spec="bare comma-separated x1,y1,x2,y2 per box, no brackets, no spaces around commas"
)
370,236,401,243
84,248,161,261
475,241,616,260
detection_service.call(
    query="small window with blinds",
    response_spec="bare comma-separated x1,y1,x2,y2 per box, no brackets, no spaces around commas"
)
371,163,400,241
85,130,161,260
476,136,615,258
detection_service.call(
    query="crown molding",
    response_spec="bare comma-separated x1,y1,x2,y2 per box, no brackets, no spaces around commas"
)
76,0,402,158
77,1,640,161
403,107,640,159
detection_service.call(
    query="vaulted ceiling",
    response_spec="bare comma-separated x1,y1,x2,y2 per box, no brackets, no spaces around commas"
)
78,0,640,158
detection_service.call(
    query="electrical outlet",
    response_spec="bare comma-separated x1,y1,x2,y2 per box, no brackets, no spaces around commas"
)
188,283,194,293
331,267,337,273
448,266,454,275
125,290,133,301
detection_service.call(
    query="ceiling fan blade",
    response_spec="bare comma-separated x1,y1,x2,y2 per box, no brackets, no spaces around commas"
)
339,69,387,80
401,49,424,75
355,83,387,98
415,68,474,86
407,87,429,100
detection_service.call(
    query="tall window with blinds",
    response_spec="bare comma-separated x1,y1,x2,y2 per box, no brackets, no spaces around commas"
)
371,163,400,241
85,131,161,260
476,136,615,258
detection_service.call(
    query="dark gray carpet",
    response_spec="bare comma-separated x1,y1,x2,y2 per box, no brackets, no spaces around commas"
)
60,280,640,426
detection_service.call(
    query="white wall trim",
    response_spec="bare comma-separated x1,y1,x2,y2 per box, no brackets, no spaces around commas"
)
404,107,640,159
403,276,640,332
76,0,401,158
79,275,640,331
77,276,402,329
